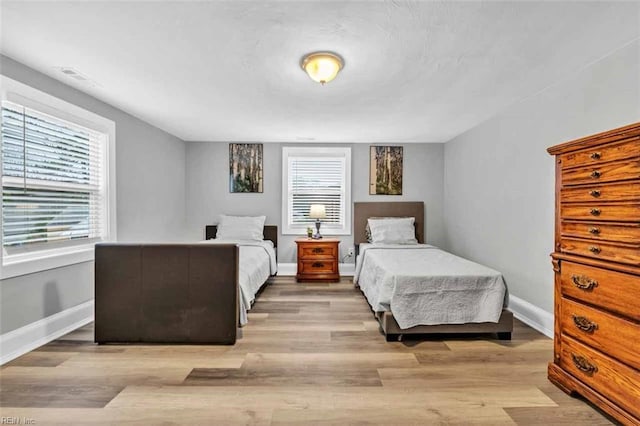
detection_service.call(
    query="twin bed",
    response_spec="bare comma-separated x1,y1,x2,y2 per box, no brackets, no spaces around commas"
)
203,225,277,326
95,202,512,344
95,222,277,344
353,202,513,341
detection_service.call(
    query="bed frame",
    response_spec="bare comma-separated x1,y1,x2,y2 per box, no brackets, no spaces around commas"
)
94,225,277,345
353,202,513,342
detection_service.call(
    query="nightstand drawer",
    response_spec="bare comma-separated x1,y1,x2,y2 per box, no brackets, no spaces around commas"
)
299,244,338,259
298,259,337,275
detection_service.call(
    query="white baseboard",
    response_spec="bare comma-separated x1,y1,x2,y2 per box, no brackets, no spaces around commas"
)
508,295,554,338
0,300,94,365
277,263,297,276
340,263,355,276
277,263,355,277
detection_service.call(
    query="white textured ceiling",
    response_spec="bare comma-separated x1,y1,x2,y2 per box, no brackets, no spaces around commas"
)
1,1,638,143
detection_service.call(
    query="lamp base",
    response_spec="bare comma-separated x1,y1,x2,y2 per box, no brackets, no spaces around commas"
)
313,219,322,239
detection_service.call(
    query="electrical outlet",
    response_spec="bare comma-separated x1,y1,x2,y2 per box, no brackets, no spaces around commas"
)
347,247,354,256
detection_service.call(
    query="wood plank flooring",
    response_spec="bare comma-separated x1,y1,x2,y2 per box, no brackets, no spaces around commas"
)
0,277,615,425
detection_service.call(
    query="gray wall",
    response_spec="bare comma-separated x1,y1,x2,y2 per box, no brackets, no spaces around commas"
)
186,142,445,262
443,40,640,314
0,55,187,334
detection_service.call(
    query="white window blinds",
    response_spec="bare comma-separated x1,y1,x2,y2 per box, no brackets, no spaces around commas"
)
283,147,351,235
1,101,105,249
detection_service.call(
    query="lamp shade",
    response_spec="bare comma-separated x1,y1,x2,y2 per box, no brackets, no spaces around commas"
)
309,204,327,219
301,52,343,84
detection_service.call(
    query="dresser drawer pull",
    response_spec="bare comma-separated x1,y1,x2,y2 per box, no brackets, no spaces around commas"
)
588,227,600,235
571,353,598,375
589,246,601,254
571,275,598,291
312,247,324,254
572,315,599,333
311,262,325,268
590,152,601,160
590,170,601,179
589,189,601,197
589,208,601,216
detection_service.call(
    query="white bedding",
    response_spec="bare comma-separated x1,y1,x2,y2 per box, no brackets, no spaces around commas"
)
354,244,507,329
200,239,277,325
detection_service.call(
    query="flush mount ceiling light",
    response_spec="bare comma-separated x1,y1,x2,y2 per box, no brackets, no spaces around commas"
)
301,52,344,85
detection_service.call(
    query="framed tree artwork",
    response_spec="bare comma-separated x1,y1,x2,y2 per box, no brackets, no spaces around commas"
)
229,143,263,193
369,146,403,195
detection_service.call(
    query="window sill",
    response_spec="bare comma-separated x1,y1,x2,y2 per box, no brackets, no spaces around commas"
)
0,244,95,280
282,229,351,236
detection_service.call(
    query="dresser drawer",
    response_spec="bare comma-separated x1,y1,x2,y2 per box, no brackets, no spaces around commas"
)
298,259,338,275
560,238,640,266
561,138,640,169
299,244,338,259
562,160,640,186
562,221,640,244
561,298,640,370
561,203,640,222
560,335,640,419
561,181,640,203
560,261,640,321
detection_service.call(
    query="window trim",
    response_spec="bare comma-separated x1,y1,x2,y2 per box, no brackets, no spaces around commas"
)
0,75,117,279
281,146,351,236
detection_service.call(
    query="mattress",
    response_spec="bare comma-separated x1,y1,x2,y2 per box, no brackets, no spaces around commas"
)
201,239,277,325
354,244,507,329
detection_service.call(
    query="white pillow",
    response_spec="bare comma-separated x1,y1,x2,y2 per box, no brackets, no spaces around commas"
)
216,215,266,241
367,217,417,244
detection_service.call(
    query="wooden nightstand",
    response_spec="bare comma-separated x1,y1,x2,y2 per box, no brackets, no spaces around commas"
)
295,238,340,283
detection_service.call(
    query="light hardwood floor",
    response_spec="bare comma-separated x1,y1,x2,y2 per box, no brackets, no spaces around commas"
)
0,277,614,425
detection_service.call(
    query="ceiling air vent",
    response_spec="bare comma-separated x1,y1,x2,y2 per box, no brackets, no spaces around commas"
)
56,67,99,86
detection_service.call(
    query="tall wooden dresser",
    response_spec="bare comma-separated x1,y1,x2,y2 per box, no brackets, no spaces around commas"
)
547,122,640,425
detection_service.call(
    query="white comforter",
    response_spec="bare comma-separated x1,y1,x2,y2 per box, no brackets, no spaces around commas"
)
200,239,277,325
354,244,507,329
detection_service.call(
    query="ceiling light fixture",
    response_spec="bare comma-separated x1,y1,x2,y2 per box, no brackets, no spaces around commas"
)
300,52,344,85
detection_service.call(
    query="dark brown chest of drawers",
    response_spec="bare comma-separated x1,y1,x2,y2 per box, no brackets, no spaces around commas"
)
547,122,640,425
295,238,340,283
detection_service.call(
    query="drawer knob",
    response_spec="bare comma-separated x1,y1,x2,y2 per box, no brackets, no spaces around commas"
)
588,227,600,235
589,208,601,216
589,189,601,197
311,262,324,268
572,315,598,333
571,275,598,291
571,353,598,375
589,246,601,254
590,152,601,160
590,170,601,179
312,247,324,254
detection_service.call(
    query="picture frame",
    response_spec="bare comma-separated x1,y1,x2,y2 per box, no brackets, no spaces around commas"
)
369,146,403,195
229,143,263,193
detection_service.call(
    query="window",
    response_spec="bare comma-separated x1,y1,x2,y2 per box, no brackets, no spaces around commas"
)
282,147,351,235
1,76,116,279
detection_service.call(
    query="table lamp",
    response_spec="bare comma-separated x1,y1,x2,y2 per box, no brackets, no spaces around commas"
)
309,204,326,239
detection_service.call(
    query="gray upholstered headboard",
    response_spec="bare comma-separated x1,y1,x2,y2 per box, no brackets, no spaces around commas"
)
353,202,425,245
